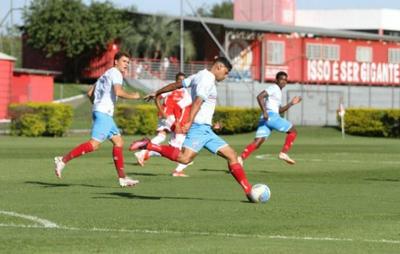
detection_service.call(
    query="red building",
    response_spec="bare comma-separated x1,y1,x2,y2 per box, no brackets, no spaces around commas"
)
0,52,58,120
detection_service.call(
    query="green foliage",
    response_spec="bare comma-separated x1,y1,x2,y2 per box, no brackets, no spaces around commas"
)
120,14,195,60
214,107,260,134
9,103,73,137
115,104,260,135
0,35,22,67
339,108,400,137
196,0,233,19
210,1,233,19
23,0,127,58
115,104,158,135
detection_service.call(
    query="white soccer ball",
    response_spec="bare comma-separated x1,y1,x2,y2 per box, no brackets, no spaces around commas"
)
249,183,271,203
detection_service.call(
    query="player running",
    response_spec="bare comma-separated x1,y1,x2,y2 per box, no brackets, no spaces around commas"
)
133,72,193,177
54,52,141,187
129,57,254,201
239,71,302,165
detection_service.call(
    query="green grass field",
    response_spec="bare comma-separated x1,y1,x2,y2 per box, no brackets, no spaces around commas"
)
0,127,399,253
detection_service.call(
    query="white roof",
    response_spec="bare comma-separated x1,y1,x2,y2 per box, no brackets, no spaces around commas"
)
0,52,16,61
296,9,400,31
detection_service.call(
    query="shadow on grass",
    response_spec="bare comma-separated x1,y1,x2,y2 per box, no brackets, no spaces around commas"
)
25,181,107,188
364,178,400,182
199,168,230,173
94,192,245,203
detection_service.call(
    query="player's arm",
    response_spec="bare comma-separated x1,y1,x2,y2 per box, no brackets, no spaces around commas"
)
257,90,269,120
87,84,96,104
182,96,203,133
144,81,183,101
279,96,302,113
114,84,140,100
155,94,167,119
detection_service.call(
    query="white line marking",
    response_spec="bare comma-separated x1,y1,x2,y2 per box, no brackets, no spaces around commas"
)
0,223,399,245
0,210,58,228
255,154,400,164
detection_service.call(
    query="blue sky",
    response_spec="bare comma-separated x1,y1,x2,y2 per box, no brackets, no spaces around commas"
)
2,0,400,27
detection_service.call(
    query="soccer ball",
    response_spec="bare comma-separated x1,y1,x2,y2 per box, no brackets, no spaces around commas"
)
249,183,271,203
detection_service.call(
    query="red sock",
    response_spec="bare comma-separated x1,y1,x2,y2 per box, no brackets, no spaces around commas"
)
62,142,94,163
281,132,297,153
229,163,252,194
113,146,126,178
147,143,180,161
241,142,258,160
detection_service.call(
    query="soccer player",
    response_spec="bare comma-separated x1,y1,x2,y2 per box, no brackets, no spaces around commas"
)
239,71,302,165
129,57,253,200
134,72,193,177
54,52,141,187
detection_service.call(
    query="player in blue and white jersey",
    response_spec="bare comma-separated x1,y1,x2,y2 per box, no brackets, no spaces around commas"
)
129,57,253,201
239,71,302,165
54,52,141,187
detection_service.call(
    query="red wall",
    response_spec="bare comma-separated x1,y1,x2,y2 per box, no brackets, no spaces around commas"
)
0,59,13,119
11,73,54,103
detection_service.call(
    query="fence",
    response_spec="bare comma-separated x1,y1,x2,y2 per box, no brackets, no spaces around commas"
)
124,58,400,126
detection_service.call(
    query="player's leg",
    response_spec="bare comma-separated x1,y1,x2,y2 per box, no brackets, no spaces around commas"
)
239,119,271,163
204,131,252,196
129,123,206,164
110,134,139,187
54,111,106,178
170,132,190,177
267,113,297,164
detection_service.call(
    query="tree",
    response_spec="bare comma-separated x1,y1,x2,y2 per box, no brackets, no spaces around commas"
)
23,0,128,79
210,1,233,19
195,1,233,19
120,14,195,61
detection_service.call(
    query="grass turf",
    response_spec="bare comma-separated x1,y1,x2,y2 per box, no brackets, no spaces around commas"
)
0,127,399,253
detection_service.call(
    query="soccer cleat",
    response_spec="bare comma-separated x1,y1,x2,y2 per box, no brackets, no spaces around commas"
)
278,152,295,165
134,151,145,166
237,156,244,166
119,177,139,187
129,138,150,151
54,156,65,178
171,170,189,177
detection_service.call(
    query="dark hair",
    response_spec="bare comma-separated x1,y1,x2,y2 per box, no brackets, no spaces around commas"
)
213,56,232,71
114,51,130,61
275,71,288,80
175,72,185,81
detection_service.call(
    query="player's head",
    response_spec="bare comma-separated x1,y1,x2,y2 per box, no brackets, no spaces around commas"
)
175,72,185,82
114,52,130,73
212,56,232,82
275,71,288,88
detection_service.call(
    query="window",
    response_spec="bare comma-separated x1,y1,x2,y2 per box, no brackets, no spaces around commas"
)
267,41,285,65
306,43,340,61
356,46,372,62
388,48,400,64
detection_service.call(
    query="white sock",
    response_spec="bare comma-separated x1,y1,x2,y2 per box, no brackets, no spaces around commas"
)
148,151,161,157
174,163,188,172
151,133,166,144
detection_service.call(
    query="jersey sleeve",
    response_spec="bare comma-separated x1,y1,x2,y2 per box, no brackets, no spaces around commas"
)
182,74,195,88
109,68,123,86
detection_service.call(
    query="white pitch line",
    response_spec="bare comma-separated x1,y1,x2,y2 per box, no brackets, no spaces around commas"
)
0,222,399,245
255,154,400,164
0,210,58,228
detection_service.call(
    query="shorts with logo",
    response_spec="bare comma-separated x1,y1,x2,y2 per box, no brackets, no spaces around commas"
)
255,111,293,138
91,111,120,142
183,123,227,154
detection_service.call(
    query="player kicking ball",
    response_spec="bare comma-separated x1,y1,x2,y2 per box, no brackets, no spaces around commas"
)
239,71,301,165
129,57,254,201
54,52,141,187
